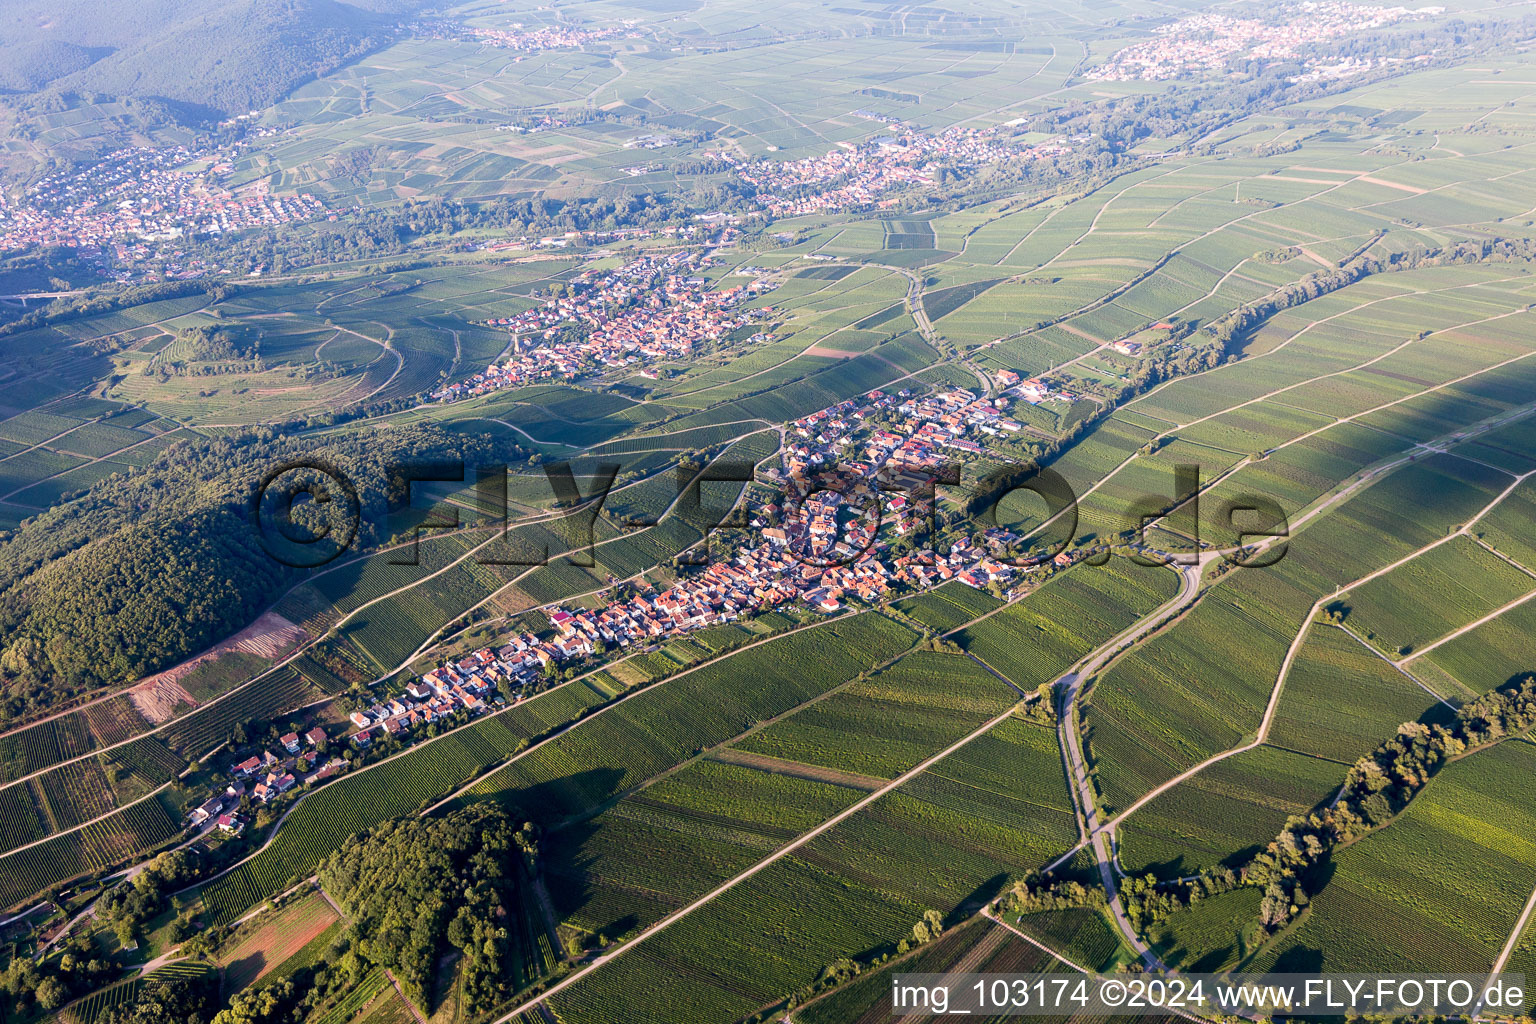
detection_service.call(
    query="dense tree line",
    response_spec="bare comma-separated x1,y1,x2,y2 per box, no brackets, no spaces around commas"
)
178,189,751,277
317,804,540,1012
1238,674,1536,933
99,976,221,1024
1120,675,1536,954
999,879,1106,915
0,423,516,723
0,280,238,336
0,0,435,122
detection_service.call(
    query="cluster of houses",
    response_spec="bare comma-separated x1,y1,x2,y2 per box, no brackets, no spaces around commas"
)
468,22,627,51
346,654,503,746
177,367,1090,835
543,544,903,653
496,113,576,134
722,126,1073,217
186,727,341,835
1086,2,1437,81
995,369,1079,405
520,378,1078,662
531,508,1042,663
429,250,775,400
0,142,327,255
782,386,1029,487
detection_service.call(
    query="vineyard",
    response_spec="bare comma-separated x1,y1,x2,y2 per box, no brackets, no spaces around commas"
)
311,969,391,1024
0,713,97,785
0,782,44,855
82,696,152,747
107,738,187,787
1085,455,1508,817
1267,625,1451,763
64,978,138,1024
545,711,1075,1024
220,892,341,991
456,614,919,820
735,650,1017,779
65,962,214,1024
1255,739,1536,974
161,668,320,757
0,795,180,911
796,921,1060,1024
1116,744,1345,878
31,757,119,832
891,581,1002,633
544,758,865,937
957,558,1180,694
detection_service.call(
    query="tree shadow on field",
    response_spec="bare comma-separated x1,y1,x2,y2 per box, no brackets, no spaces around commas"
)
953,873,1010,922
503,765,625,826
521,765,645,946
223,951,267,992
1270,944,1324,973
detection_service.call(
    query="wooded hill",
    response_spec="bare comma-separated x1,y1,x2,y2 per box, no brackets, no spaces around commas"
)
0,0,433,120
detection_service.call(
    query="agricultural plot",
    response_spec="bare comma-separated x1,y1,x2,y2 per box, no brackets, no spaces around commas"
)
798,920,1012,1023
545,758,865,938
255,920,344,991
1085,454,1509,817
220,892,341,992
310,969,392,1024
31,757,119,833
456,615,917,820
0,795,179,912
1200,420,1405,517
1416,597,1536,695
1250,740,1536,974
547,715,1075,1024
955,558,1180,693
106,738,187,787
0,448,88,498
1007,907,1127,973
1342,535,1535,658
1116,744,1343,877
161,668,321,757
734,650,1016,779
0,783,44,854
890,580,1003,633
65,978,140,1024
1476,476,1536,570
0,713,98,785
1267,626,1452,764
82,696,151,748
1148,887,1264,974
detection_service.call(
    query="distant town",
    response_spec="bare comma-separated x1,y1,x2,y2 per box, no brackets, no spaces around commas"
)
0,140,327,274
432,249,775,399
1088,1,1444,82
723,126,1076,217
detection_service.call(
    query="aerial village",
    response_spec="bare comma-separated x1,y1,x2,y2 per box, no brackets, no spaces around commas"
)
1086,1,1441,82
511,375,1085,669
724,126,1075,217
0,141,327,273
430,249,776,400
183,364,1084,839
